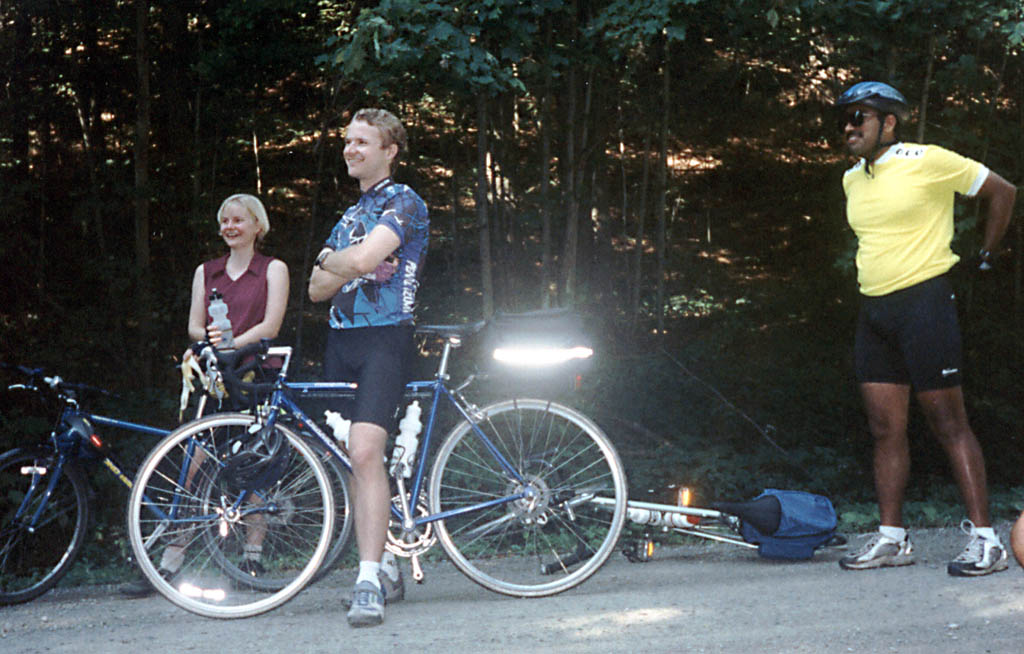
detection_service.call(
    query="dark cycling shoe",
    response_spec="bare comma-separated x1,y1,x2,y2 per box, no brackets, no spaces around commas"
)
229,559,268,590
119,567,177,598
379,569,404,604
238,559,267,577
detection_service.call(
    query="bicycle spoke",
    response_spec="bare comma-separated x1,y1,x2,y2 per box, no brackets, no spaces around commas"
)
127,414,333,618
431,399,627,597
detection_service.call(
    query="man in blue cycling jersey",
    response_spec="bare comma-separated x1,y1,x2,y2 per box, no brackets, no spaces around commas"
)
309,108,429,627
835,81,1016,577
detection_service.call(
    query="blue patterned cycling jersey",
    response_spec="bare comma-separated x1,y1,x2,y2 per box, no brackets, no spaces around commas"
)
325,178,429,328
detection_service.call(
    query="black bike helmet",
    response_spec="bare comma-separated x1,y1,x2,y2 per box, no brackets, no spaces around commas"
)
836,81,910,175
835,81,910,123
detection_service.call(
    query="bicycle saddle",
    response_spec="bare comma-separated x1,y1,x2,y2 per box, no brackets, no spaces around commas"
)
711,495,782,536
415,322,487,339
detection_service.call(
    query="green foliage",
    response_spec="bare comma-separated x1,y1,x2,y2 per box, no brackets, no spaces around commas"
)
587,0,698,49
321,0,540,97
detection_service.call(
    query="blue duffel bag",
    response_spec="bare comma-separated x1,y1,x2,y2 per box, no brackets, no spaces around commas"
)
721,489,838,560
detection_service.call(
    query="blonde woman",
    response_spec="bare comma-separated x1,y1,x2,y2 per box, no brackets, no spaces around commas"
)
187,193,289,349
121,194,289,597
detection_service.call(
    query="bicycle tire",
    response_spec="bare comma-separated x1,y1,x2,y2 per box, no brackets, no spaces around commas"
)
228,435,353,588
0,447,91,605
126,414,334,618
195,428,353,592
306,440,353,584
429,398,627,597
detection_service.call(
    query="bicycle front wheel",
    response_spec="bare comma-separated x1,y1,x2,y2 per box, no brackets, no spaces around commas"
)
126,414,334,618
429,399,627,597
0,447,90,605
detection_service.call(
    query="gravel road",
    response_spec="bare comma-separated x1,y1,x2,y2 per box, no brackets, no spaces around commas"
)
3,524,1023,653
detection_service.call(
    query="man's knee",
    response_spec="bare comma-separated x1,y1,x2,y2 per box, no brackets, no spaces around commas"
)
348,423,388,472
917,387,972,444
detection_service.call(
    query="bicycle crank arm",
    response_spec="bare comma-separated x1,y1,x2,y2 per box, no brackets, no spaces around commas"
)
539,545,594,575
410,552,425,583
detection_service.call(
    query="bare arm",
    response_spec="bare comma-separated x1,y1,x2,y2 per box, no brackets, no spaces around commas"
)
975,170,1017,253
187,264,208,342
230,259,290,347
308,225,401,303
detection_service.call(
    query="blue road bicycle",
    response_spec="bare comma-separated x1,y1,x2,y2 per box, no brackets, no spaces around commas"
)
0,365,171,604
127,320,628,618
0,363,345,615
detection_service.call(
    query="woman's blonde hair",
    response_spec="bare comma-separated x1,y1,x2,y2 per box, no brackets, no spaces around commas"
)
217,194,270,243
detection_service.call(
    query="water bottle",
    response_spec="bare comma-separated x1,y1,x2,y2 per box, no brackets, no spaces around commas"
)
324,410,351,449
207,289,235,350
391,401,422,478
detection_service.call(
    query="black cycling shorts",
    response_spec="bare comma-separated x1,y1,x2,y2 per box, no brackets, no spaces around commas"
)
323,324,415,432
854,275,963,391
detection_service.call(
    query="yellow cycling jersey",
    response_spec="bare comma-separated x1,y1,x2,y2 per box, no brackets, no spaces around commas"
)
843,143,988,296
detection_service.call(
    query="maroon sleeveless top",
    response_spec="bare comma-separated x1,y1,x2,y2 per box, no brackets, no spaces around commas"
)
202,252,277,337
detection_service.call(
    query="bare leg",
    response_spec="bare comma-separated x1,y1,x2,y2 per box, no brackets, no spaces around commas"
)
916,386,990,527
860,382,912,527
347,422,390,563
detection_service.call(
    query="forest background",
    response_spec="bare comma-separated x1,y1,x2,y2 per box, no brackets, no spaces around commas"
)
1,0,1023,577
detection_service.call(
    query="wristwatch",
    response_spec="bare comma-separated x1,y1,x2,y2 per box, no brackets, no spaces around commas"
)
314,250,331,270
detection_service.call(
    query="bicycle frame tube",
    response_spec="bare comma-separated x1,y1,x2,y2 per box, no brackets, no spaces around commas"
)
88,411,262,523
86,413,170,438
17,454,70,530
282,377,528,529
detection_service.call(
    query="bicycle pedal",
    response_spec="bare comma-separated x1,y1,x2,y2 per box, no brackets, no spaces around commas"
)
622,538,656,563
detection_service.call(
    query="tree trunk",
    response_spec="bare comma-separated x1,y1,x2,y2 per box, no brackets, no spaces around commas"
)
296,77,348,363
133,0,153,384
71,88,106,256
476,94,494,318
655,36,671,333
916,35,936,143
539,20,554,308
630,127,652,330
575,67,595,297
561,65,579,306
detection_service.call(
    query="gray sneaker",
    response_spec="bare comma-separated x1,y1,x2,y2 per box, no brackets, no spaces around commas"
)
839,532,915,570
347,581,384,628
947,520,1009,577
379,568,405,604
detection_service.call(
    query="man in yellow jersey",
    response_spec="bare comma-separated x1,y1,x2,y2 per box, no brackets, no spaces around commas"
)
835,81,1016,576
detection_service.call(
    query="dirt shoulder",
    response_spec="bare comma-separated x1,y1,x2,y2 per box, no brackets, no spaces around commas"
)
3,524,1023,653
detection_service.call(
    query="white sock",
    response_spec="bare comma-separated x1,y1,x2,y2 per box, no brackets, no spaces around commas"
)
356,560,381,589
380,550,400,582
879,525,906,542
975,526,999,543
159,545,185,573
243,544,263,562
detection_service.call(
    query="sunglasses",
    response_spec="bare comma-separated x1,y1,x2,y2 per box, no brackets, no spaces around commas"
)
839,109,877,132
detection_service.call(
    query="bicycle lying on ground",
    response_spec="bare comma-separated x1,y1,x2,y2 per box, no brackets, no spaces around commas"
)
127,317,629,618
0,365,173,604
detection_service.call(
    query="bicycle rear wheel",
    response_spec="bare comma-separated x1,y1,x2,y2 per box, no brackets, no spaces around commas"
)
307,441,353,583
0,447,90,605
127,414,334,618
429,399,627,597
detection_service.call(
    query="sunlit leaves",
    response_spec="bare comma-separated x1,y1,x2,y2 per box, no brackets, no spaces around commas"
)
322,0,540,97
